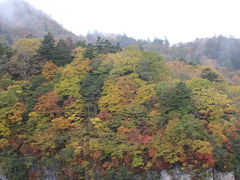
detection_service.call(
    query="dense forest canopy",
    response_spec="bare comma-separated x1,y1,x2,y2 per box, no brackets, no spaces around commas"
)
0,32,240,179
1,1,240,179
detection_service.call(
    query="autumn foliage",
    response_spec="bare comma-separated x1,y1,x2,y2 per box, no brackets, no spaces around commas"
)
1,35,240,179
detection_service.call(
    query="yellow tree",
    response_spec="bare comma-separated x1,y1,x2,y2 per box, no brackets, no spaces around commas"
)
98,73,153,112
55,47,92,120
100,47,169,82
155,116,214,170
187,77,234,121
0,85,20,140
6,38,41,79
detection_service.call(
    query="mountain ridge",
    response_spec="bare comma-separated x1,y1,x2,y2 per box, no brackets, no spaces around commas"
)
0,0,77,43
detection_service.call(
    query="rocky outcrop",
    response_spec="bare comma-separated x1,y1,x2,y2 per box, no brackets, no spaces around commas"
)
0,168,235,180
0,168,7,180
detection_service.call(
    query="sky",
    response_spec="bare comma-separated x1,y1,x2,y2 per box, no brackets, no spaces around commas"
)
25,0,240,44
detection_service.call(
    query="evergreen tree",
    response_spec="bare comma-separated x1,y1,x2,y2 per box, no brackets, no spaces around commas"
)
83,43,96,59
53,39,72,66
201,68,223,82
77,40,87,48
102,39,120,53
95,36,105,54
95,37,120,54
37,32,56,62
81,37,121,59
0,42,12,75
38,33,72,66
160,82,193,113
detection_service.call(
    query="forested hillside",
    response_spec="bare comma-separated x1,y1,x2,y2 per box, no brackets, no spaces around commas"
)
1,33,240,179
144,36,240,70
0,0,77,44
1,1,240,179
85,33,240,71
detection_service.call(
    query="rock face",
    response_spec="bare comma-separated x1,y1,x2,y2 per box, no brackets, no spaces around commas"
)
0,168,235,180
213,171,235,180
0,168,7,180
160,170,192,180
38,169,56,180
0,174,7,180
159,169,234,180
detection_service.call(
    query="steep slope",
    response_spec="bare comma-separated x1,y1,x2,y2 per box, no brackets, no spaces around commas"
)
0,0,77,43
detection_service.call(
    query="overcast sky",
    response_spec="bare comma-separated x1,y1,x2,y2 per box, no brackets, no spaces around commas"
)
26,0,240,44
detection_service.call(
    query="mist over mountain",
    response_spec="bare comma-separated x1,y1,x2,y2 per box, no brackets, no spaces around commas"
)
1,0,240,70
143,35,240,70
0,0,77,43
84,32,240,70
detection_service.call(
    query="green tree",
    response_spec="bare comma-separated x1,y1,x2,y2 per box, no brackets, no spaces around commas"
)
37,32,56,61
38,33,72,66
0,42,12,75
201,68,223,82
159,82,193,114
84,43,96,59
53,39,72,66
77,40,87,48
